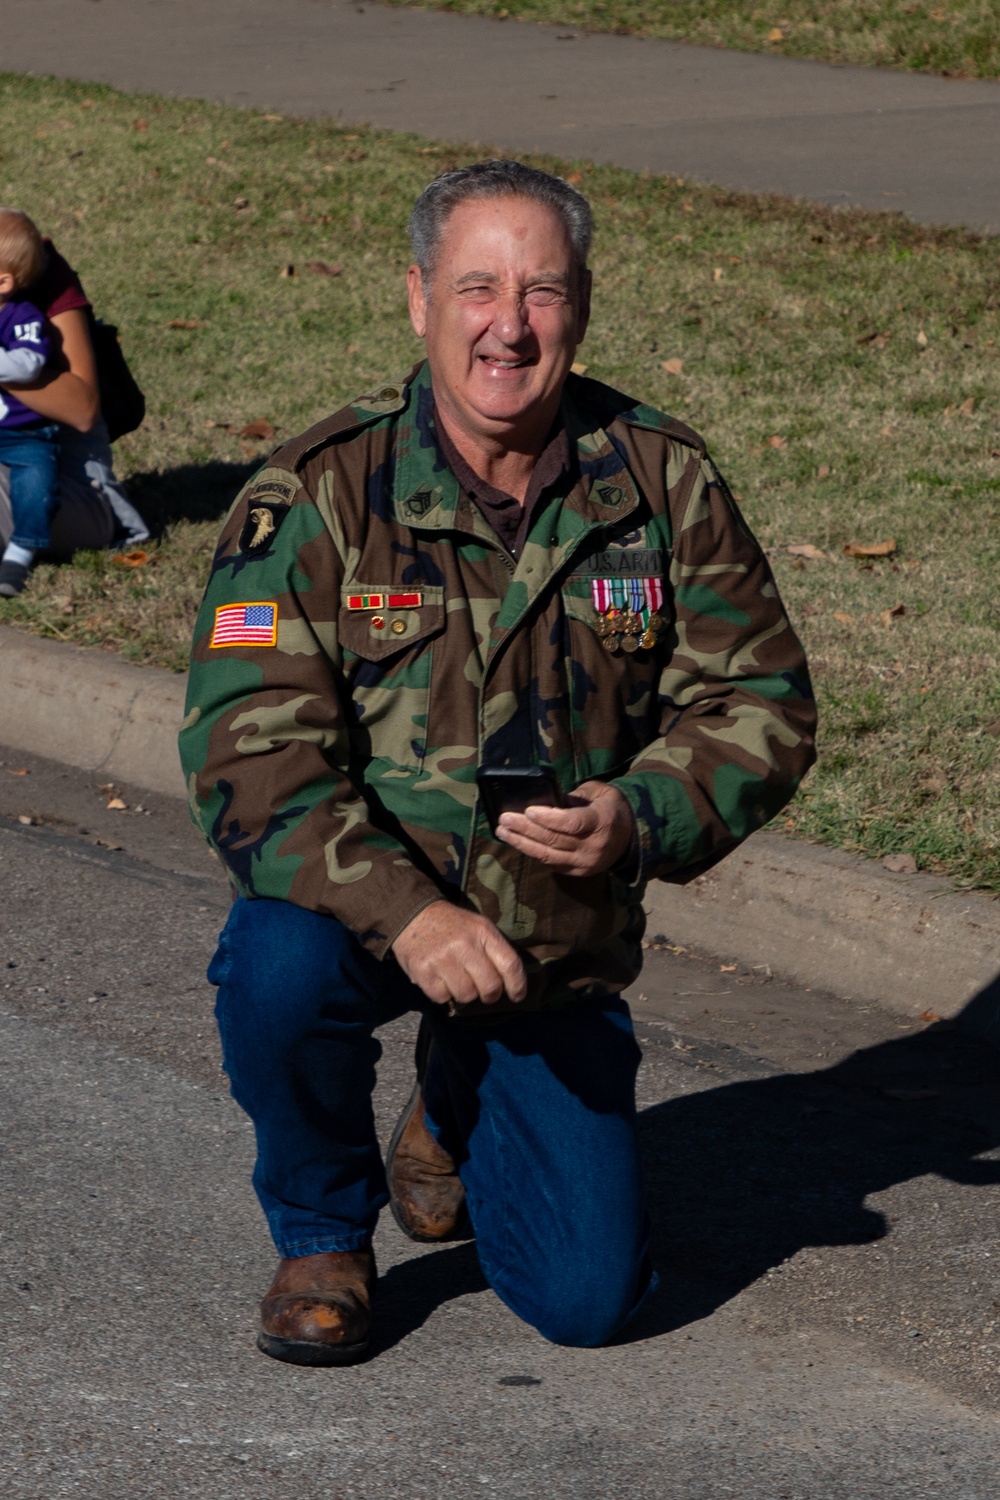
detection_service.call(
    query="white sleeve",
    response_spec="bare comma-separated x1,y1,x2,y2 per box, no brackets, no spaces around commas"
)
0,347,45,382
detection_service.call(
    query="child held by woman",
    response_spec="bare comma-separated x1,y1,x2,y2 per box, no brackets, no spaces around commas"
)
0,209,59,596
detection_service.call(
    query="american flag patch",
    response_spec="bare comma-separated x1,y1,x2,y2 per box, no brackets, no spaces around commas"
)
210,601,278,648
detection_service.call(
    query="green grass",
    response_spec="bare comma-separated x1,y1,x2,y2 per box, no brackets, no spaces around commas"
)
1,72,998,891
384,0,1000,79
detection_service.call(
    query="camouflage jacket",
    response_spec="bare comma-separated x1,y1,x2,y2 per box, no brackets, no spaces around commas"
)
180,360,815,1013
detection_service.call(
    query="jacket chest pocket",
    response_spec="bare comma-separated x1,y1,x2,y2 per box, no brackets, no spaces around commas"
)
339,586,445,773
561,582,669,778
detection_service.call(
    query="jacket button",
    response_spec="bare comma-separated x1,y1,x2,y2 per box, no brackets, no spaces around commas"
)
390,618,406,635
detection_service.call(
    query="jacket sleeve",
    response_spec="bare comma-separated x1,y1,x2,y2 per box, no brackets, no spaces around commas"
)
178,462,445,957
613,451,817,882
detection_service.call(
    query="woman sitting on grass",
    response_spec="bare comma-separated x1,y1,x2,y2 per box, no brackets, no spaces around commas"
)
0,222,148,580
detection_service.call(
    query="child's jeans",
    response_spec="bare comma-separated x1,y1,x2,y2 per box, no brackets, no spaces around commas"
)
0,425,59,550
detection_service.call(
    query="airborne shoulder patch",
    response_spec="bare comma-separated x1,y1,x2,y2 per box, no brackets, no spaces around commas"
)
240,500,291,555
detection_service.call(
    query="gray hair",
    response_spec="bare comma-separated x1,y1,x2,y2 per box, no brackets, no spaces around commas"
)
408,159,593,282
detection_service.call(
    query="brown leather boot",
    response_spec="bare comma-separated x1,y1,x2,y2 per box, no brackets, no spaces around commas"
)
386,1020,472,1243
257,1249,375,1366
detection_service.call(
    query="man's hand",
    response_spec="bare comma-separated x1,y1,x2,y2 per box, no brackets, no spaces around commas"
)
496,780,635,876
392,901,528,1007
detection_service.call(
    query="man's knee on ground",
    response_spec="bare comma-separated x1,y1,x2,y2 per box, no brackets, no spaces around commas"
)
495,1255,648,1349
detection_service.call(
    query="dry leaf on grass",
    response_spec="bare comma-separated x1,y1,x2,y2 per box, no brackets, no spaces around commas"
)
768,27,784,40
882,851,917,873
106,797,127,811
916,329,928,348
983,718,1000,737
919,1010,942,1023
858,331,890,348
712,267,724,283
111,549,155,569
240,419,275,440
832,612,855,625
280,264,295,278
132,119,148,132
165,319,204,330
844,538,896,558
18,815,34,826
4,767,29,776
786,544,828,562
570,361,588,375
766,434,787,449
879,603,906,626
660,357,684,375
304,261,343,277
566,172,583,185
817,463,831,479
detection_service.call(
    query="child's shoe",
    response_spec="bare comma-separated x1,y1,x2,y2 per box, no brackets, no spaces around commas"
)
0,560,29,597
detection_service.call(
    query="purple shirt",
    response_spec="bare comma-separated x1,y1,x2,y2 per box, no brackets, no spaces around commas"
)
0,299,50,429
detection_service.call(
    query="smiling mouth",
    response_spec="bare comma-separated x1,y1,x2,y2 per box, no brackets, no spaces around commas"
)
478,354,532,369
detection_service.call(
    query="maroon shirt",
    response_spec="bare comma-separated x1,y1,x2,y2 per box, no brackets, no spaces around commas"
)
31,241,90,318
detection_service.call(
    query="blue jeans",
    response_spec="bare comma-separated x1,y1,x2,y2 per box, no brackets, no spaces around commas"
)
0,425,59,550
209,897,655,1348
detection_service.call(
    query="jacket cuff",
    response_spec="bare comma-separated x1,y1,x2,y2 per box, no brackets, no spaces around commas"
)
364,891,448,962
612,772,707,885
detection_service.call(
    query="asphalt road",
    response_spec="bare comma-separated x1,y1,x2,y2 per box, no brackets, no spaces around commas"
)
4,0,1000,231
2,745,1000,1497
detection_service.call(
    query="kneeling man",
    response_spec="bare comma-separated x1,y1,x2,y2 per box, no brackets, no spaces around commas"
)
179,160,815,1364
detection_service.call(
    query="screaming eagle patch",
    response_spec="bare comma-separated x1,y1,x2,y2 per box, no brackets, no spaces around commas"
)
239,501,290,555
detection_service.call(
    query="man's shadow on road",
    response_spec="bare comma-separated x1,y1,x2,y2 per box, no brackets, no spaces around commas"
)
371,977,1000,1354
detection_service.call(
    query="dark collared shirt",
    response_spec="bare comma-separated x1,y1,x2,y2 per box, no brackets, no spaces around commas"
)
433,407,571,560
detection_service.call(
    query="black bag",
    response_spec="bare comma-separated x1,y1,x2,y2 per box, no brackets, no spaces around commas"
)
88,313,145,443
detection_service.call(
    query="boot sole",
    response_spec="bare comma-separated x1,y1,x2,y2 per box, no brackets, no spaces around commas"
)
386,1079,473,1244
256,1331,369,1367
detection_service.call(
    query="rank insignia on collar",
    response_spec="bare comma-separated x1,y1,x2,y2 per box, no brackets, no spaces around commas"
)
346,591,423,610
591,577,665,654
239,501,290,555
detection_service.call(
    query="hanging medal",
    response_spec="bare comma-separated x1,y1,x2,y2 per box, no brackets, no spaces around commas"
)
641,577,665,648
591,577,619,651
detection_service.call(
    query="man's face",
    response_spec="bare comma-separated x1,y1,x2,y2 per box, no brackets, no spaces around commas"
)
407,194,590,447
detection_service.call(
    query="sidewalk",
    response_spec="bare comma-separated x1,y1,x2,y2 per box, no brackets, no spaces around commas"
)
5,0,1000,231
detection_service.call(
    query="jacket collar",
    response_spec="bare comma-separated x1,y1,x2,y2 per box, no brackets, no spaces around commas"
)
392,360,641,542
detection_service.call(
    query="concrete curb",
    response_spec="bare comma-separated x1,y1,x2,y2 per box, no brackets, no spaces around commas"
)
644,839,1000,1034
0,625,187,800
4,625,998,1036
